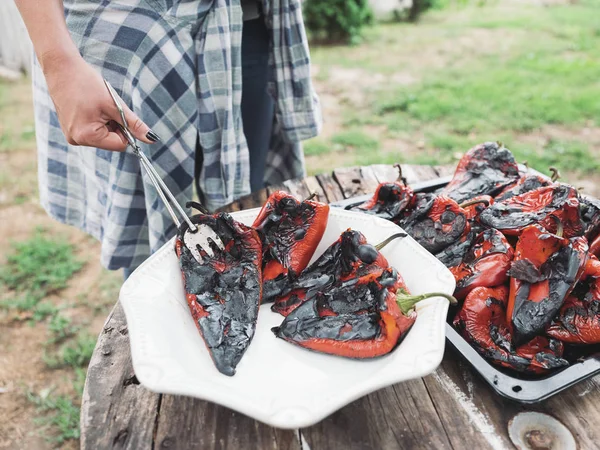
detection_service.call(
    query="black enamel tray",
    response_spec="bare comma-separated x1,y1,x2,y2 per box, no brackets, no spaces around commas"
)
330,175,600,403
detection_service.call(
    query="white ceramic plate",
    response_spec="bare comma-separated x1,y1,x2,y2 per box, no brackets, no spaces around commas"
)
120,208,455,429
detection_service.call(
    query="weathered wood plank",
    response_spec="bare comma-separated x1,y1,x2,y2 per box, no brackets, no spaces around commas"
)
237,189,269,212
314,173,345,203
369,164,402,184
422,359,514,450
154,396,301,450
433,164,455,178
303,176,328,204
400,165,440,185
81,303,160,450
332,166,379,199
283,178,312,201
302,379,454,450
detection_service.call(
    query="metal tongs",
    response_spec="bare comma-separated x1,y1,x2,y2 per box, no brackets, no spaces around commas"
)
104,79,224,261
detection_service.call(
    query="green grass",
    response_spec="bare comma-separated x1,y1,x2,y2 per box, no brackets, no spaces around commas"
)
304,138,332,156
44,333,95,370
27,391,80,445
331,129,380,151
0,229,84,313
308,1,600,176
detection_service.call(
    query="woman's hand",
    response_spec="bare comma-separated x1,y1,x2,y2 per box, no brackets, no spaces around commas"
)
43,54,159,152
14,0,158,151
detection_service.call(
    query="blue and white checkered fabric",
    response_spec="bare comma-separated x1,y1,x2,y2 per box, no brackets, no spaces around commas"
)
32,0,321,270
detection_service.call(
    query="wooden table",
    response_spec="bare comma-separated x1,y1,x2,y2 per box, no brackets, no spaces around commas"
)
81,164,600,450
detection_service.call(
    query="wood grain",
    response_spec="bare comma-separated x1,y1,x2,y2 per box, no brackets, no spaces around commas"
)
154,396,301,450
302,380,455,450
81,303,160,450
314,173,345,203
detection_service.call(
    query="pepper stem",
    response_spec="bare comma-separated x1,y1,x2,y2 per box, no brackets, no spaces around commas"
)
396,291,458,315
549,167,561,182
549,214,564,238
375,233,408,251
394,163,403,181
304,192,319,202
459,198,490,209
186,201,209,215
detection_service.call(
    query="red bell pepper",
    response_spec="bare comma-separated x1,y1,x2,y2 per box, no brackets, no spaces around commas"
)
479,185,583,238
453,286,568,374
494,173,554,203
580,195,600,241
401,195,471,254
450,229,514,300
506,223,588,344
352,167,415,222
252,191,330,301
460,196,493,221
274,268,456,359
175,211,263,376
272,230,406,316
591,234,600,258
546,256,600,344
441,142,520,204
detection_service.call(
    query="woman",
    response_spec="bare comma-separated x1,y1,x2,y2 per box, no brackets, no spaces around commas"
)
15,0,321,276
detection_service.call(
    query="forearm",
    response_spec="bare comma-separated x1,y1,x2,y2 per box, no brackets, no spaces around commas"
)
14,0,81,73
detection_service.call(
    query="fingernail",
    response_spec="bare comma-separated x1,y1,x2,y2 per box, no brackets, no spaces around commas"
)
146,130,161,142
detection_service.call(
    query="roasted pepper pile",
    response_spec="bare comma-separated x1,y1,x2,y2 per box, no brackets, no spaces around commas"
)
349,142,600,375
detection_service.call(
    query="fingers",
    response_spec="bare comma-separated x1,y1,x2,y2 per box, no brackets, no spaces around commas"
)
70,123,129,152
108,99,160,144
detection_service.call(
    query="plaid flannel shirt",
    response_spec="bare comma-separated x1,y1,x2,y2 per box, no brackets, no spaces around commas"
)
32,0,321,270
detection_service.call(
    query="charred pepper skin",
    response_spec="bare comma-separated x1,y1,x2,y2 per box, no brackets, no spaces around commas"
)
352,182,415,222
273,268,414,359
272,230,404,316
579,195,600,241
435,225,483,269
401,195,470,255
441,142,520,204
479,185,583,238
453,286,568,374
451,229,514,300
252,191,329,302
547,256,600,344
494,174,553,203
175,213,263,377
506,224,589,345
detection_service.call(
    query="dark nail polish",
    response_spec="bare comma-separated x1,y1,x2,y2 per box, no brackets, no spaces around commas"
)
146,130,161,142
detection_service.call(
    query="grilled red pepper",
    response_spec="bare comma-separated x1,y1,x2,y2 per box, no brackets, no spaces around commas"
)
479,185,583,238
435,225,483,269
494,174,553,202
453,286,568,374
450,229,514,300
176,211,263,376
547,256,600,344
506,223,588,344
273,268,455,359
579,195,600,241
401,195,470,254
252,191,329,301
352,169,415,222
460,196,493,221
272,230,406,316
591,234,600,258
441,142,520,204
